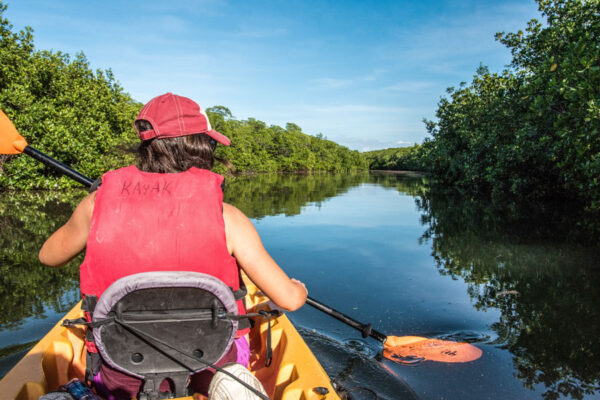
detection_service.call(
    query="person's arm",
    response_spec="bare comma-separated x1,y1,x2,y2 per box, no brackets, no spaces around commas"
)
39,192,95,267
223,203,307,311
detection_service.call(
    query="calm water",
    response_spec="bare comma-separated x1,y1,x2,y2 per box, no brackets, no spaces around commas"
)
1,172,599,400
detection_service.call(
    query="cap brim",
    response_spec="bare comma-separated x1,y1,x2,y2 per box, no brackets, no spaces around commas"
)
205,129,231,146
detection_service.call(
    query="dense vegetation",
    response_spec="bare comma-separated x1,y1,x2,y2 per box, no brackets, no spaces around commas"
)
363,144,427,171
0,2,140,189
207,110,368,175
364,0,600,214
0,2,366,189
421,0,599,212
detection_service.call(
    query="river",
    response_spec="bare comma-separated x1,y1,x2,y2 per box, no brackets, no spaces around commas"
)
0,172,598,399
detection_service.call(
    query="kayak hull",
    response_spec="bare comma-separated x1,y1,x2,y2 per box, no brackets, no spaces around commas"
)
0,278,340,400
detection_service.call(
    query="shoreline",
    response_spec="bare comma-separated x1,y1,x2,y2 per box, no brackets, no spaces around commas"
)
370,169,427,178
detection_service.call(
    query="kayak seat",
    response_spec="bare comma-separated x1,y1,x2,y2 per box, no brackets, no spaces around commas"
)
90,271,240,399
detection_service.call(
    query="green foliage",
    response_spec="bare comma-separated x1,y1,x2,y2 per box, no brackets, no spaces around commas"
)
0,3,367,188
207,108,368,174
363,144,427,171
423,0,600,211
0,2,141,189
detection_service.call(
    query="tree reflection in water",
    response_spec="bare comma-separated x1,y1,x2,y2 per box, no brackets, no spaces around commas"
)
415,184,600,400
2,173,599,399
0,173,372,329
0,190,83,330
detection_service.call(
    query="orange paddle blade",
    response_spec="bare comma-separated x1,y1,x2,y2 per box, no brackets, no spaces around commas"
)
0,109,28,154
383,336,482,364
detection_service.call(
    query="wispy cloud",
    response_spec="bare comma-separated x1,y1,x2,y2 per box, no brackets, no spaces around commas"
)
309,78,354,89
373,1,539,76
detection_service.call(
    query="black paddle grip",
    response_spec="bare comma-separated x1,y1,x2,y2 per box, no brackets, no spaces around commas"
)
306,296,387,343
23,145,94,188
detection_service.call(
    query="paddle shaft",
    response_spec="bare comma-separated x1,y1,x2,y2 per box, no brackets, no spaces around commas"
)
22,145,94,188
306,296,387,343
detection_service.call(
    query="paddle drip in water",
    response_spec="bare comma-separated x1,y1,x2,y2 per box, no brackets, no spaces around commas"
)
383,336,483,364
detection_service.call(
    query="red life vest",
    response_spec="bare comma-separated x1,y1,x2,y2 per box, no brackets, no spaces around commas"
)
80,165,248,335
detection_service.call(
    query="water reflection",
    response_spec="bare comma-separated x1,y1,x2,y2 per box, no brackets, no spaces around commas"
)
0,190,83,329
0,173,371,329
223,172,370,218
1,173,599,400
415,184,600,400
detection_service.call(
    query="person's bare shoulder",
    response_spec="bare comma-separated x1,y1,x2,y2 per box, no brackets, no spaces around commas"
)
223,202,256,230
222,202,250,254
223,202,242,219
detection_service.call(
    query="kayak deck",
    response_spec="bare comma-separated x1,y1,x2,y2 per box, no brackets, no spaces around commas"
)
0,278,340,400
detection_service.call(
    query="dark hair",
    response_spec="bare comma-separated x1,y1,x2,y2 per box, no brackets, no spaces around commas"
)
137,133,233,173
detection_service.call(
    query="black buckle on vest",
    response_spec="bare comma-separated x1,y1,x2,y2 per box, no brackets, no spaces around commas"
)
82,295,98,314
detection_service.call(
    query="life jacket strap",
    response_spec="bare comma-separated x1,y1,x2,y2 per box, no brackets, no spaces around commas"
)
232,286,247,300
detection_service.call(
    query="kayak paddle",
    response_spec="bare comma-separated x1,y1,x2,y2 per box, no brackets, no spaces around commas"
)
0,108,95,187
2,108,482,364
306,296,482,364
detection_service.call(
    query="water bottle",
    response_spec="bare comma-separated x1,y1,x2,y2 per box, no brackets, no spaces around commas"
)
62,378,103,400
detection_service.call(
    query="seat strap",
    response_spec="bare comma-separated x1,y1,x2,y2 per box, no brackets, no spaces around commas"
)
241,310,282,367
231,283,251,331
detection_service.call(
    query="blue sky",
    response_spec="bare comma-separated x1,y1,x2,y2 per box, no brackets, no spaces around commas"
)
4,0,540,151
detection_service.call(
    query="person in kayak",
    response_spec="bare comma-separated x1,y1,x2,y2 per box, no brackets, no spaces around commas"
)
38,92,308,399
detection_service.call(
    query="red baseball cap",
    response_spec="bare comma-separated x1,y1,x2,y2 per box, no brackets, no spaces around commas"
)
134,93,230,145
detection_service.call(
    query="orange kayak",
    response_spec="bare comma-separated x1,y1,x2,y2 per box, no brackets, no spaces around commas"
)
0,277,340,400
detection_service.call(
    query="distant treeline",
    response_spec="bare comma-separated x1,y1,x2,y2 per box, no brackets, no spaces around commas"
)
0,2,366,189
363,144,426,171
206,109,367,175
